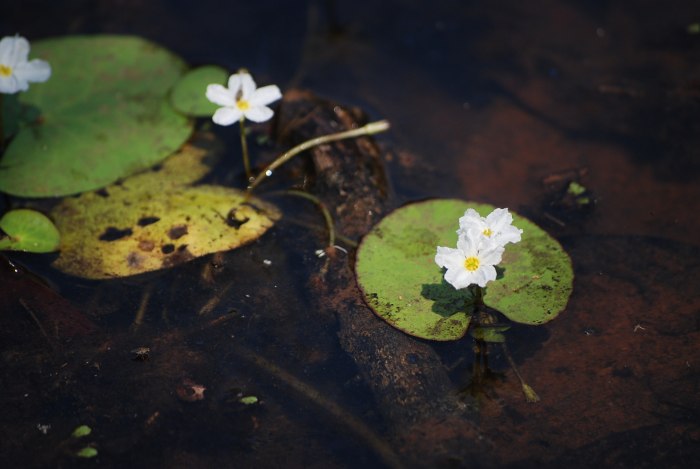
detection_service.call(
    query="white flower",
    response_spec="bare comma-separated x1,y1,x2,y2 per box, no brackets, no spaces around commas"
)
0,35,51,94
435,234,504,289
458,208,522,248
205,70,281,126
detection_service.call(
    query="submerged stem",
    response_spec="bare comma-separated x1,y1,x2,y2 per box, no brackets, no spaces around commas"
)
246,119,390,194
282,189,336,248
239,117,252,182
501,341,540,403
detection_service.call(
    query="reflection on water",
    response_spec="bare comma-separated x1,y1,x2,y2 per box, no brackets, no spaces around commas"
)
2,0,699,467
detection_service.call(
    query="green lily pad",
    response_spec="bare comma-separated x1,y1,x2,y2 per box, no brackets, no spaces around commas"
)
170,65,229,117
355,199,574,340
0,35,192,197
0,209,60,253
50,134,281,279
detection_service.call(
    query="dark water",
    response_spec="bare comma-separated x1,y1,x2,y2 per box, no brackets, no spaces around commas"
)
2,1,699,467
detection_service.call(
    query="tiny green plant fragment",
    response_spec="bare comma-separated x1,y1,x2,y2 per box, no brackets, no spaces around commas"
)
170,65,229,117
71,425,92,438
0,209,60,253
75,447,98,458
239,395,259,405
50,134,281,279
355,199,573,340
0,35,192,197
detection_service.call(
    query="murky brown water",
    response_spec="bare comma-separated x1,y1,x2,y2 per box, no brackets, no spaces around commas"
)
2,1,699,467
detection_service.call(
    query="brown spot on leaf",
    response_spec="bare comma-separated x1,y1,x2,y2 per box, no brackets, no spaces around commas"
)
168,224,188,239
138,239,155,251
99,226,133,241
137,216,160,227
126,252,143,268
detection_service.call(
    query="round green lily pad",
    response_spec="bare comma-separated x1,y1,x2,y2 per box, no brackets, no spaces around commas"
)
0,209,60,253
355,199,574,340
170,65,229,117
0,35,192,197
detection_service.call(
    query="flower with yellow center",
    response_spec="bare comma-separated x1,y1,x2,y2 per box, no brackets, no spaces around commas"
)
205,70,282,126
0,35,51,94
458,208,522,248
435,233,504,289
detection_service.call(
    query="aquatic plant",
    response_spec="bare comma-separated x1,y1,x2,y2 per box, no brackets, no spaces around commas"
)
355,199,574,400
206,69,282,180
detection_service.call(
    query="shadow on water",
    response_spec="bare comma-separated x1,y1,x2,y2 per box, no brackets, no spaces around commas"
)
2,0,700,467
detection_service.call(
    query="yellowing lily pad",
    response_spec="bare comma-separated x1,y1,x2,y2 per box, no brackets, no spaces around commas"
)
355,199,573,341
0,35,192,197
50,135,281,279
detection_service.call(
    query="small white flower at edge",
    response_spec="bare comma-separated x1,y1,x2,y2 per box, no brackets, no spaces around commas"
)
205,70,282,126
0,35,51,94
435,234,504,289
458,208,522,247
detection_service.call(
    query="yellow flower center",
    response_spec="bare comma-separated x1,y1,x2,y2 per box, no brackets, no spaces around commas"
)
0,64,12,77
237,99,250,111
464,256,480,271
483,228,493,237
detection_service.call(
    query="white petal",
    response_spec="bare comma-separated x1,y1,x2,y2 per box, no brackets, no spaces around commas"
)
479,245,504,266
486,208,512,232
227,73,242,94
456,234,478,257
445,267,472,290
249,85,281,107
239,73,256,100
14,59,51,83
243,105,274,123
458,208,484,227
0,36,29,67
496,226,522,245
212,107,242,126
206,84,236,106
435,246,464,270
475,265,497,287
0,75,24,94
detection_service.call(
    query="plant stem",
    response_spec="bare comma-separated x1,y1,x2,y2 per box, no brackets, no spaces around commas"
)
501,341,540,402
246,120,390,194
238,117,252,182
280,189,336,248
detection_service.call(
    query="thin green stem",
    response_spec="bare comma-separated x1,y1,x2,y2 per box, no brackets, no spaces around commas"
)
246,120,390,194
239,117,252,182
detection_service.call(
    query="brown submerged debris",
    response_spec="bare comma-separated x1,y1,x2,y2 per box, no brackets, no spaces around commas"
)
274,89,494,467
176,378,207,402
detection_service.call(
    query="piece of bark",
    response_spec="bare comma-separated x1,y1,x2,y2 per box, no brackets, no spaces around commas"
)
275,90,494,467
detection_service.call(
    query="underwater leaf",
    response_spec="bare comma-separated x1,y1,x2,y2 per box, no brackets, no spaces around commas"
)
469,325,510,343
355,199,574,340
170,65,229,117
0,35,192,197
0,209,60,253
50,134,281,279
